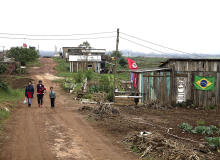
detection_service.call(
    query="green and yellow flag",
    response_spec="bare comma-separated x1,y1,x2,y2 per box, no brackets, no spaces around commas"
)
194,75,215,91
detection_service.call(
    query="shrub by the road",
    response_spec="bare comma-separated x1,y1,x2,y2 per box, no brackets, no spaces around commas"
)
0,63,8,74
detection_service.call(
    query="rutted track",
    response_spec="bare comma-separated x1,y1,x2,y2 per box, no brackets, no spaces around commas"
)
0,58,136,160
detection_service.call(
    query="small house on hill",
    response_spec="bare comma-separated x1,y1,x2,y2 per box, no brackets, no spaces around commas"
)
62,47,106,73
130,58,220,108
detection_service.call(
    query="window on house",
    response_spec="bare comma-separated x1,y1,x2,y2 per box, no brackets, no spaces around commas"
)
88,65,92,67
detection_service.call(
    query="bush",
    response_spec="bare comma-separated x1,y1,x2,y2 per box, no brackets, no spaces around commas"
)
89,84,99,94
204,137,220,148
119,57,128,67
106,92,113,102
0,78,9,93
210,125,218,132
196,119,205,126
178,123,193,133
74,69,84,83
84,94,92,99
0,63,8,74
192,126,213,135
86,69,93,81
99,75,112,93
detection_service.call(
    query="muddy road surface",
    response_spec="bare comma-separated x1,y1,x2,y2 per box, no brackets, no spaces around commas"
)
0,58,136,160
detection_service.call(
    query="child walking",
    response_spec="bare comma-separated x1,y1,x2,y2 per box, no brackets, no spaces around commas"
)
37,80,46,107
49,87,56,108
25,81,34,107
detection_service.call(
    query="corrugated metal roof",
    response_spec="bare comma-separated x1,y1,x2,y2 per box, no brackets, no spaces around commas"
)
130,67,172,73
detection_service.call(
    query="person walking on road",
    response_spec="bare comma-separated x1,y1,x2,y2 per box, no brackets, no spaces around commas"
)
37,80,46,108
49,87,56,108
25,81,34,107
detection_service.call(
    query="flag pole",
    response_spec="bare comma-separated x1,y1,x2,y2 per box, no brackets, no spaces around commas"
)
113,28,119,102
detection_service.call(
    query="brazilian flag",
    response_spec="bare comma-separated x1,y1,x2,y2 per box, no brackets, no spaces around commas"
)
194,75,215,91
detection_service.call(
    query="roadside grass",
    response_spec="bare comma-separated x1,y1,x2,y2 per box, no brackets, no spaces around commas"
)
0,109,10,131
26,60,43,67
0,88,24,103
51,57,73,77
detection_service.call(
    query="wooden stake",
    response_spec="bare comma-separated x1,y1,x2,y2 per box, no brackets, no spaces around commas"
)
113,28,119,102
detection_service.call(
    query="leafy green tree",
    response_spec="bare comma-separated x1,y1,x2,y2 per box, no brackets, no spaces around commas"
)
119,57,128,67
78,41,92,50
7,47,40,66
110,50,123,59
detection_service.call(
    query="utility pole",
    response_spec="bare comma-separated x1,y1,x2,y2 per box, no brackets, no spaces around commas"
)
113,28,119,102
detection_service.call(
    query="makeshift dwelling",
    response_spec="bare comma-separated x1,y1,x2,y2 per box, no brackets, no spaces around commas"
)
63,47,106,72
130,68,172,104
127,59,220,107
159,58,220,107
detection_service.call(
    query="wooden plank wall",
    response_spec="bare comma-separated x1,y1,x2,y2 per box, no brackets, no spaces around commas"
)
164,60,220,72
184,71,220,108
141,71,171,103
161,60,220,107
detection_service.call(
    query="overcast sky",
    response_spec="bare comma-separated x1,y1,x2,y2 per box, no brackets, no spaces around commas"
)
0,0,220,55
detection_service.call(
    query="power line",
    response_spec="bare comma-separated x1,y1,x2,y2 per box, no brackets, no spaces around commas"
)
0,36,116,40
120,32,191,55
0,31,116,37
120,36,177,58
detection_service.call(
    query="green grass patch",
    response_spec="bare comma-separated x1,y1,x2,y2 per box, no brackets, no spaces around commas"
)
0,109,10,130
26,60,43,67
51,57,74,77
0,87,24,103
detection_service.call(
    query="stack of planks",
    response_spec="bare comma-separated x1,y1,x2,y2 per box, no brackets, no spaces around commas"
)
114,97,135,105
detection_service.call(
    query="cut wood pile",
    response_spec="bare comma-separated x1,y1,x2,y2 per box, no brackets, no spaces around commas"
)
122,132,213,160
115,97,135,105
87,102,120,120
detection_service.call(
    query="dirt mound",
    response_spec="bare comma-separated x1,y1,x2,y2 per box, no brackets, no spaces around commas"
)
0,75,34,89
122,132,212,160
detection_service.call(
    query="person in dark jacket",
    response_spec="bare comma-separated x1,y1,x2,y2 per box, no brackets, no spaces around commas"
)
37,80,46,108
49,87,56,108
25,81,34,107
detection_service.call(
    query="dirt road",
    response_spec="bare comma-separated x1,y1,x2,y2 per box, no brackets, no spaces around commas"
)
0,58,136,160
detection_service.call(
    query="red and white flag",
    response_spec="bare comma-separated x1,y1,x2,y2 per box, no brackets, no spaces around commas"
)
23,43,27,47
127,57,138,70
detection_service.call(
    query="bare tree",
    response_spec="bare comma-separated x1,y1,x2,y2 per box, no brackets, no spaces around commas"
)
78,41,92,71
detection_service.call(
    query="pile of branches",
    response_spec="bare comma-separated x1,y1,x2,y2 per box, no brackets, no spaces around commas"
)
142,99,173,109
89,102,120,120
122,132,211,160
78,106,92,111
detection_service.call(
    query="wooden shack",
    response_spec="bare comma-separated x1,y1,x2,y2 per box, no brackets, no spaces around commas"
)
130,68,172,104
159,58,220,107
127,58,220,108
